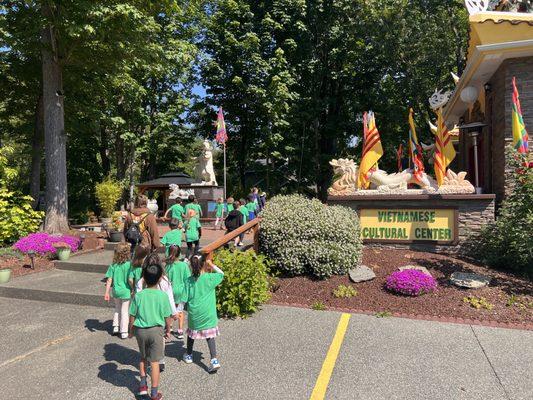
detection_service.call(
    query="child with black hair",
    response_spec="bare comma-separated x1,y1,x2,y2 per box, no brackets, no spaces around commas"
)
128,245,149,290
129,255,173,400
160,218,183,256
224,200,244,246
104,243,132,339
185,194,202,219
246,194,258,220
165,245,191,339
164,197,185,223
182,255,224,373
184,209,201,259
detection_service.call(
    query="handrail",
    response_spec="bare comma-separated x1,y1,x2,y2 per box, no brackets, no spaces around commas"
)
200,218,261,260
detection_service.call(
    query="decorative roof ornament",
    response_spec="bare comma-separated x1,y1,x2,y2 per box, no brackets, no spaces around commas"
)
451,72,460,84
464,0,490,15
429,89,452,110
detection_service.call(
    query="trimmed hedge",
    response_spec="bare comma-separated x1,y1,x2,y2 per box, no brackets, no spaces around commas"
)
259,194,362,279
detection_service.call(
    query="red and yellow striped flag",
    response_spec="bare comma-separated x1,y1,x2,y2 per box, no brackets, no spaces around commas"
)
357,111,383,189
433,108,456,186
512,77,529,154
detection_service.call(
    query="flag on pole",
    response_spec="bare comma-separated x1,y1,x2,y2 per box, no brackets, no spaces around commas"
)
215,107,228,145
408,108,425,183
357,111,383,189
512,77,529,154
396,144,403,172
433,108,457,186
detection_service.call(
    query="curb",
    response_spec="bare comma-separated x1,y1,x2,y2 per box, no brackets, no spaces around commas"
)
269,301,533,332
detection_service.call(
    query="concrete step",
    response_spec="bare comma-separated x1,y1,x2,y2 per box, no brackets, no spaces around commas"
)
0,269,111,308
55,250,114,273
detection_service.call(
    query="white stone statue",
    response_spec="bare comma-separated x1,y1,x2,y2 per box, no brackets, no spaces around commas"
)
168,184,194,200
193,140,218,186
147,199,159,215
328,158,475,195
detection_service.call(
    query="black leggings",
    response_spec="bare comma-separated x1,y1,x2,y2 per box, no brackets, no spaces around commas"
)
186,241,199,259
187,336,216,359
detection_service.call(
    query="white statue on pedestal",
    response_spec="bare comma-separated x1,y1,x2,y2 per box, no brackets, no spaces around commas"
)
168,184,194,200
193,139,218,186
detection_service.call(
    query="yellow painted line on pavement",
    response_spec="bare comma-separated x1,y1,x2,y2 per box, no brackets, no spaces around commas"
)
0,334,73,368
310,313,351,400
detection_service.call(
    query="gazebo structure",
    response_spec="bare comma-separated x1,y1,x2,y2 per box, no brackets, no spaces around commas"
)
137,172,194,212
444,9,533,204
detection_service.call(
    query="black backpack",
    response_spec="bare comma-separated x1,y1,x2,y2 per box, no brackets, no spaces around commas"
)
124,213,149,245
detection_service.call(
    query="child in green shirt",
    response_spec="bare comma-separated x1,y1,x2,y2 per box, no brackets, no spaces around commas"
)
214,197,225,230
163,198,185,222
128,245,149,291
104,243,132,339
182,256,224,373
160,218,183,256
226,197,234,212
185,194,202,219
165,245,191,339
184,209,202,259
246,194,257,220
129,255,173,400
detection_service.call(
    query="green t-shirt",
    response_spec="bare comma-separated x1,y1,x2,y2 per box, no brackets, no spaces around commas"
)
185,203,202,218
216,203,225,217
239,205,248,224
246,202,256,212
168,204,185,221
161,229,183,255
184,272,224,331
227,203,234,212
128,267,143,287
166,261,191,303
129,288,173,328
105,262,132,299
184,218,201,242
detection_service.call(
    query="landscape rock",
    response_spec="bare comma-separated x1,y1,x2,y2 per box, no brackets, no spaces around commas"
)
349,265,376,283
450,272,491,289
398,265,432,277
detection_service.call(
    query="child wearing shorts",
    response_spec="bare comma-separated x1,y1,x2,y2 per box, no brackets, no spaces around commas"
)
165,245,191,339
129,256,173,400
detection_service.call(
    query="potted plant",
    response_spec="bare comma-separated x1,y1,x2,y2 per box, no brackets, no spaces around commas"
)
95,178,123,224
53,242,72,261
108,212,124,242
0,268,12,284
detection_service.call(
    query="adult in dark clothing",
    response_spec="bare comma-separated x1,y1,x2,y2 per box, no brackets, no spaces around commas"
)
258,192,266,212
123,195,161,252
224,200,244,246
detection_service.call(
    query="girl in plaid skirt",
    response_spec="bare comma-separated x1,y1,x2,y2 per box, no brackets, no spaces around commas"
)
182,255,224,372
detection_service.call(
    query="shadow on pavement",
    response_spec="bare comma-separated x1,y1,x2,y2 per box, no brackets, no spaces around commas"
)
98,362,145,399
165,340,209,373
85,318,113,333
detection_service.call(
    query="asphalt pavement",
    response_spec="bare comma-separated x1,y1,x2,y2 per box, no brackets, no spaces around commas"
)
0,298,531,400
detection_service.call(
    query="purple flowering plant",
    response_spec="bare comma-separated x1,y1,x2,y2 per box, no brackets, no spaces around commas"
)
385,269,437,297
13,232,80,255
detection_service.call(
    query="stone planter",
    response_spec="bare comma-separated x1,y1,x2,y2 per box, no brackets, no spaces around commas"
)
56,248,71,261
108,231,123,243
100,217,113,225
0,268,12,284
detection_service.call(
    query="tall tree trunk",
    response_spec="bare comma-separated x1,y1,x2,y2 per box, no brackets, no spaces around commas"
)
99,124,111,176
30,95,44,209
116,132,125,180
42,5,69,233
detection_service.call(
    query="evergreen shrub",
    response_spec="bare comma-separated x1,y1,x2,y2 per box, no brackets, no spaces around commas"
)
259,194,362,279
213,249,272,318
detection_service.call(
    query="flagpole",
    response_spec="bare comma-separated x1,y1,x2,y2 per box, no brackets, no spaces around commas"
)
223,142,227,199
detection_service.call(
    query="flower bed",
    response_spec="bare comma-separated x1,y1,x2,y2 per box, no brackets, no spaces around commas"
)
14,233,80,255
385,269,437,296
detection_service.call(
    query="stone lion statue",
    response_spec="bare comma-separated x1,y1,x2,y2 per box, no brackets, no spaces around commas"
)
193,140,218,186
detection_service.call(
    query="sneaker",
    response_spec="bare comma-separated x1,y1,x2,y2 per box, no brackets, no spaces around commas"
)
112,326,119,335
159,363,165,373
182,354,193,364
150,393,163,400
138,385,148,396
120,332,128,339
175,330,184,340
208,358,221,372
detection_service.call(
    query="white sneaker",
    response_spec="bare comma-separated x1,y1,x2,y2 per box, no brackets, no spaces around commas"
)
112,326,119,335
208,358,221,372
183,354,193,364
120,332,128,339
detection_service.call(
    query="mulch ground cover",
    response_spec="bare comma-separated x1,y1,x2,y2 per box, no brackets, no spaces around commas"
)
0,252,55,278
270,248,533,328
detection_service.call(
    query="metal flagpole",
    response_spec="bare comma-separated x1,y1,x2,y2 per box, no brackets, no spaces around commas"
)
223,142,227,199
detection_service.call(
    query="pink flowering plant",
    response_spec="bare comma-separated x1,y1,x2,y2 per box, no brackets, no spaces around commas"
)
14,233,80,255
385,269,437,297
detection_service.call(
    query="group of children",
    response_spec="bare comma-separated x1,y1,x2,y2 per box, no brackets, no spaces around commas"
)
104,241,224,400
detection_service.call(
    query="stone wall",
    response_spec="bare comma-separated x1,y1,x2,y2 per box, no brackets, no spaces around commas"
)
328,194,495,254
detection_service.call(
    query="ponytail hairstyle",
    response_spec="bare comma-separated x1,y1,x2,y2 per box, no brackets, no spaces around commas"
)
166,245,181,265
131,245,149,268
190,255,204,279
